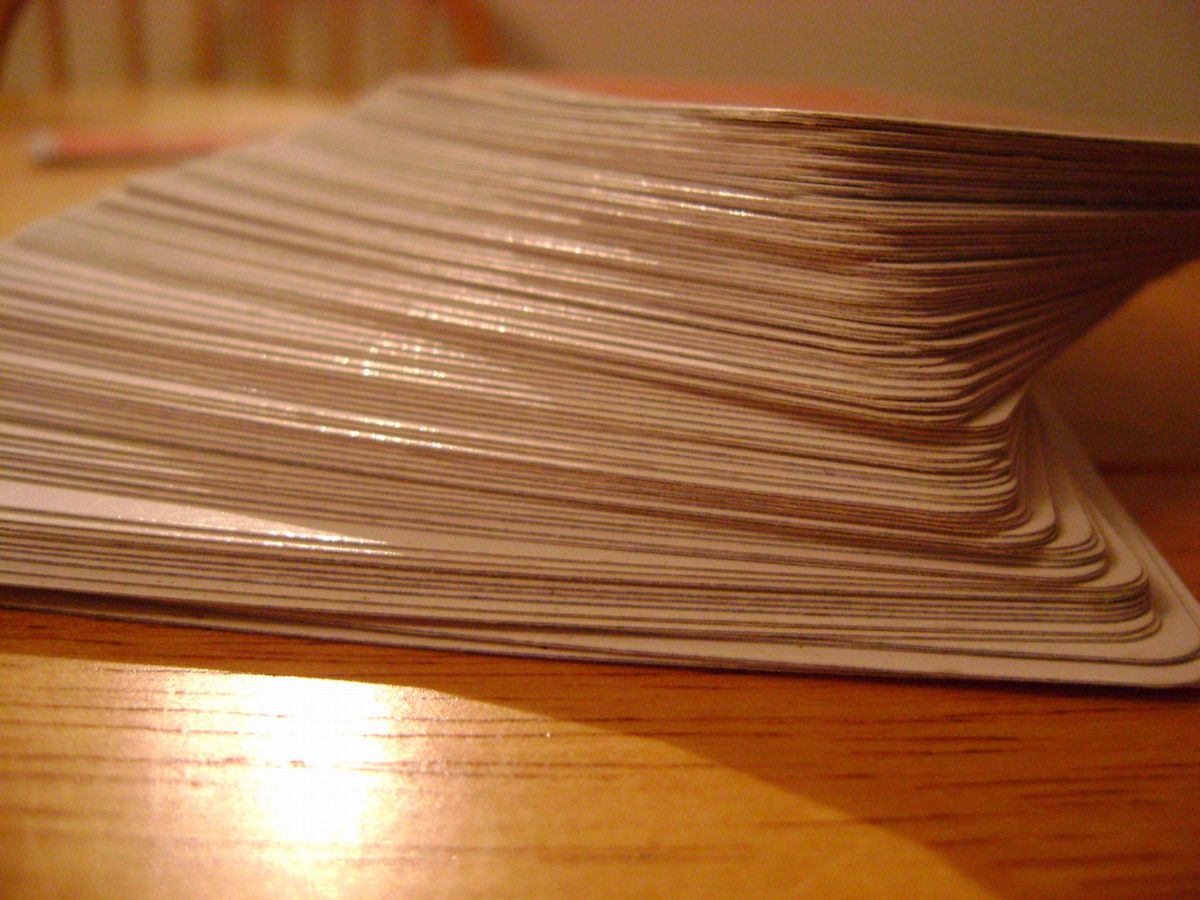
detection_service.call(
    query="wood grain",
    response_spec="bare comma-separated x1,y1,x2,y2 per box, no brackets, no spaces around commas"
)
1,87,1198,900
2,468,1199,899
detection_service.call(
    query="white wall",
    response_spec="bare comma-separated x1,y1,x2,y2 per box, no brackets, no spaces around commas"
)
5,1,1199,137
486,0,1200,136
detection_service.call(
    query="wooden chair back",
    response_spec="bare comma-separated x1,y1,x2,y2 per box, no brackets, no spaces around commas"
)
0,0,497,92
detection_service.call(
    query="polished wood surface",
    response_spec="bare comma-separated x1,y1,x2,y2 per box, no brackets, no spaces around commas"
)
1,88,1199,899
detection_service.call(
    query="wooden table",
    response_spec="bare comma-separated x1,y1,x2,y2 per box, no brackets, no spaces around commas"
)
1,87,1199,900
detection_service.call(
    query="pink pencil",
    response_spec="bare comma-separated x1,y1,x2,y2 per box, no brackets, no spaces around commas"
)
29,127,264,165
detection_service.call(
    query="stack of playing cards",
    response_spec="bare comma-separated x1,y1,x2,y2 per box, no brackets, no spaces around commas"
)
2,73,1198,685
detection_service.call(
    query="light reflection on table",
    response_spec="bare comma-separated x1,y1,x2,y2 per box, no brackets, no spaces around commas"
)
223,676,411,848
